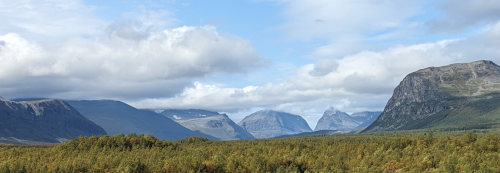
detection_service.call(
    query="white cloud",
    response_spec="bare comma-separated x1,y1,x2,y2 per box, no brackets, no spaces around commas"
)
0,1,262,100
0,26,262,99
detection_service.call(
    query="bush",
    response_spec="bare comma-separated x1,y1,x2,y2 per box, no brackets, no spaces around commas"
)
1,133,500,172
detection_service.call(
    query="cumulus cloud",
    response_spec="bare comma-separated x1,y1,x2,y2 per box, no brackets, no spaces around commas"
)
0,26,262,99
131,41,448,122
0,1,262,100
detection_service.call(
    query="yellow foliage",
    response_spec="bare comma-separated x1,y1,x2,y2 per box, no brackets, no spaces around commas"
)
0,133,500,172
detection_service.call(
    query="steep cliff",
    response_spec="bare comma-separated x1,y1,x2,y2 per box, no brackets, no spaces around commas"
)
364,60,500,132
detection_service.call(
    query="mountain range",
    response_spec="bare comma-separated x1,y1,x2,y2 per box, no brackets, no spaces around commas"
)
66,100,216,141
2,60,500,143
161,109,254,140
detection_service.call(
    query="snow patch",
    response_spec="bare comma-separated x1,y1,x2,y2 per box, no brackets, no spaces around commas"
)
154,109,164,113
56,138,69,143
24,103,44,116
173,115,182,120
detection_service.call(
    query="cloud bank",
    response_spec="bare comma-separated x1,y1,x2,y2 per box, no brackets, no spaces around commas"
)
0,0,262,100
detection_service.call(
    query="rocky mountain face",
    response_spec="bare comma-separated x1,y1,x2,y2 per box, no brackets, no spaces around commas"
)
314,108,381,131
315,109,359,131
363,60,500,133
67,100,216,141
0,98,106,143
238,110,312,138
161,109,254,140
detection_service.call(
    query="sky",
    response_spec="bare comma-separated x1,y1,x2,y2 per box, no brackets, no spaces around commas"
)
1,0,500,128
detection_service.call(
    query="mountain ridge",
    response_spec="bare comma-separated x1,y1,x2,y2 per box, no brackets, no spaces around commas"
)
0,98,106,143
363,60,500,133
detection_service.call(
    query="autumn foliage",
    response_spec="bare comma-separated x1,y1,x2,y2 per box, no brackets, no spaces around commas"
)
1,133,500,172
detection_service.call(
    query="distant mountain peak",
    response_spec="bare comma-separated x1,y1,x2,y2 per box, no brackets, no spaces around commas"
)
315,108,381,131
238,110,311,139
315,109,358,131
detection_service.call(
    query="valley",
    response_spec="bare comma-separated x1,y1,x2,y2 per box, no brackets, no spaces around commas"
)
2,0,500,172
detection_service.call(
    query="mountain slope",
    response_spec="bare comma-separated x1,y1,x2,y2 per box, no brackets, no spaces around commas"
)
363,60,500,133
66,100,216,141
315,109,360,131
0,98,106,143
161,109,254,140
238,110,312,138
351,111,382,129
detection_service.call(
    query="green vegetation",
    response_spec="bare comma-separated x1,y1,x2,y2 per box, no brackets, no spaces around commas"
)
1,133,500,172
369,92,500,132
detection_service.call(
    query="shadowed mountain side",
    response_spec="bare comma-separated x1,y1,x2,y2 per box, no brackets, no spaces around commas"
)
0,98,106,143
66,100,217,141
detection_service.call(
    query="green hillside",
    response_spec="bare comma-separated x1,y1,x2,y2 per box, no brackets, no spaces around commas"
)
368,92,500,132
364,60,500,133
429,93,500,130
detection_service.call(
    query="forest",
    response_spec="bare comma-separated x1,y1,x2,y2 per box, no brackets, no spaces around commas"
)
1,132,500,173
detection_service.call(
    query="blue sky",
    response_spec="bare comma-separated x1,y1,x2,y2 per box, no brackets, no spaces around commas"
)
1,0,500,127
85,0,314,87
